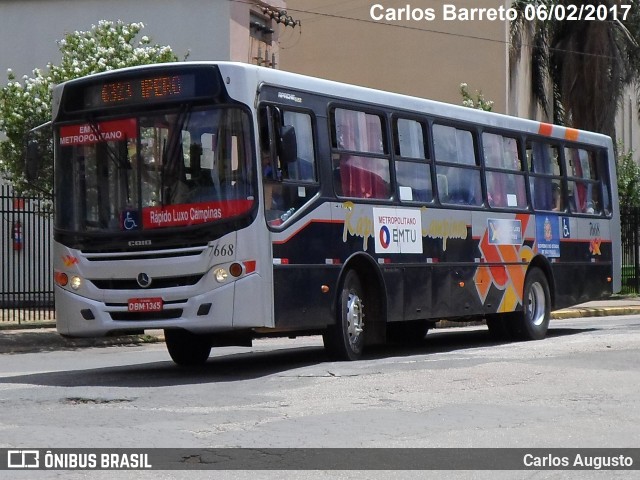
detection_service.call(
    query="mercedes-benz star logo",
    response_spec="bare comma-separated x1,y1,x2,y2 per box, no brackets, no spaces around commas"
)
137,273,152,288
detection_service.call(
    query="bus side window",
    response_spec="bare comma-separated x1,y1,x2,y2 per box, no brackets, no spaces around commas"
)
565,147,601,215
433,124,481,206
282,111,316,182
483,133,526,209
597,150,612,215
332,108,390,199
528,141,564,212
395,118,433,203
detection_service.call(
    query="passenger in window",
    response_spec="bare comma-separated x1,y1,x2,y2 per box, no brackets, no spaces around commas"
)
585,183,596,214
552,183,562,211
486,172,506,208
262,151,279,181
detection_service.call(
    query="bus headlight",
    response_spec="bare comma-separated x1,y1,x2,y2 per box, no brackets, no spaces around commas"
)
70,276,83,290
214,268,228,283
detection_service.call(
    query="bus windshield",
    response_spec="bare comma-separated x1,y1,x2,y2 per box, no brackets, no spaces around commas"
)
55,106,255,233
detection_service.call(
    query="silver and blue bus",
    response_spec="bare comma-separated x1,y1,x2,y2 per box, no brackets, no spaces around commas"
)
44,62,620,365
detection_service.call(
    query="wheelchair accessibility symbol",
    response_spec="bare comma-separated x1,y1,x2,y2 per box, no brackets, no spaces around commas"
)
562,217,571,238
122,210,140,231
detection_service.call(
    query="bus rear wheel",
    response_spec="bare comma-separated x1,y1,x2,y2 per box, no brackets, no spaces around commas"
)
164,329,212,366
323,269,365,361
510,268,551,340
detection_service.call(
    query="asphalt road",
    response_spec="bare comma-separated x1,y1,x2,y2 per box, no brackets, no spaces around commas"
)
0,315,639,479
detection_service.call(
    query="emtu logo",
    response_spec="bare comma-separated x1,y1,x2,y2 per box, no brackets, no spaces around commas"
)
379,226,391,249
7,450,39,468
373,207,423,255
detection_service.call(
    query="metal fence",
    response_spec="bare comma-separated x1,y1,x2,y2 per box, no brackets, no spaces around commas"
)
621,206,640,295
1,184,54,324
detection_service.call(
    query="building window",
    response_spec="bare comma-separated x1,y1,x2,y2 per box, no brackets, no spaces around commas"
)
250,11,275,67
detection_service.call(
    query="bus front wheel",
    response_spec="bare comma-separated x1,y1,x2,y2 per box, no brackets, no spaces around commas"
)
510,268,551,340
164,329,212,366
323,270,365,361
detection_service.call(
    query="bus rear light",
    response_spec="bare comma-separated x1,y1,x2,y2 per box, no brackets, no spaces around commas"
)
607,277,612,283
54,271,69,287
229,262,243,277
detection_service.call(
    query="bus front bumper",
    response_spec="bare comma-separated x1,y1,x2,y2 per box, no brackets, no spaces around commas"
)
54,274,266,337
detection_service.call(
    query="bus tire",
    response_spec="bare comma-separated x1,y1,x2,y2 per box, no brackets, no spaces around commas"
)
510,268,551,340
164,329,211,366
323,269,365,361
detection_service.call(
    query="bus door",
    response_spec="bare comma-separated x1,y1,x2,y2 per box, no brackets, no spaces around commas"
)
258,102,327,329
258,104,319,226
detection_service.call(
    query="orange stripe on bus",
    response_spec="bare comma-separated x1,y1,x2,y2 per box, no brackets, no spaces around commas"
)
565,128,579,141
538,123,553,136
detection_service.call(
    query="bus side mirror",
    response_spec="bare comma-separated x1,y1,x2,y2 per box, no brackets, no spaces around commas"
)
25,139,40,182
277,125,297,164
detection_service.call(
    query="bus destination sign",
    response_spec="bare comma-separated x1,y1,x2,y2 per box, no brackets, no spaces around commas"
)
83,73,196,108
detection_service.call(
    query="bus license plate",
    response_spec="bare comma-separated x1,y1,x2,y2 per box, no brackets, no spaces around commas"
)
128,298,163,312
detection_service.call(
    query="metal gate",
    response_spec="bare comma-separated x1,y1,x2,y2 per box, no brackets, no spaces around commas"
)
1,184,54,324
621,206,640,294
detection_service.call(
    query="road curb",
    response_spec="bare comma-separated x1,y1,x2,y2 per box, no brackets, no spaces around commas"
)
551,306,640,319
1,306,639,354
437,306,640,328
0,330,163,355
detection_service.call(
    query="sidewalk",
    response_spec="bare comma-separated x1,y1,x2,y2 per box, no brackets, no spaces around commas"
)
1,298,640,354
551,298,640,319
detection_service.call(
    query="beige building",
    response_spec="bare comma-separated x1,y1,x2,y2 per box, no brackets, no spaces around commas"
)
279,0,514,114
278,0,639,156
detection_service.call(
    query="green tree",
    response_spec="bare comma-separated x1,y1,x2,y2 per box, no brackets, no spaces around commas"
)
510,0,640,138
616,145,640,208
0,20,180,193
459,83,494,112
